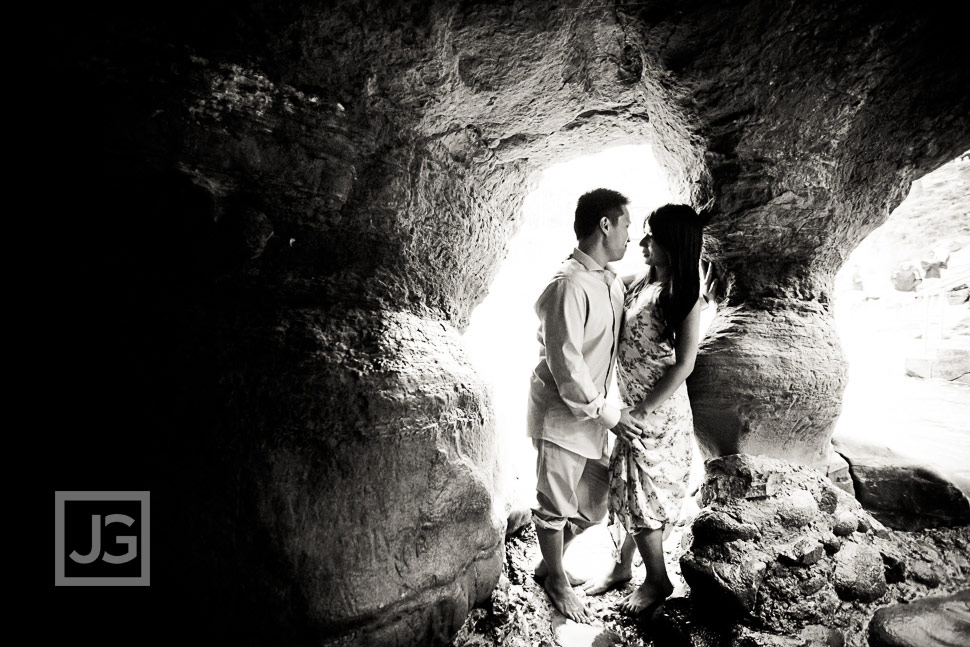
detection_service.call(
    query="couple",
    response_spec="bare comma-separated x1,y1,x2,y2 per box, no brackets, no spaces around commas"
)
527,188,711,623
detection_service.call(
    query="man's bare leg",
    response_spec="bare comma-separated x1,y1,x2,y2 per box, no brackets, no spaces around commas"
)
535,525,595,623
618,526,673,615
534,525,587,585
583,531,635,594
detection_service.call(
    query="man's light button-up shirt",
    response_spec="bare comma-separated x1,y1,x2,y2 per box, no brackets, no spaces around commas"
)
527,248,625,459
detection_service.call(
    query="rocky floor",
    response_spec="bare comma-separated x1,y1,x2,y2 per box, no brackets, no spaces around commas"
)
453,277,970,647
451,506,970,647
451,522,669,647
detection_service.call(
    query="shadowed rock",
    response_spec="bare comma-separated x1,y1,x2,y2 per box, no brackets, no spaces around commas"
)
683,455,907,634
868,589,970,647
834,438,970,531
833,542,888,602
691,508,761,546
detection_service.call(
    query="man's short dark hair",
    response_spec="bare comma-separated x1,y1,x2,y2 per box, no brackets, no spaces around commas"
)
574,188,629,239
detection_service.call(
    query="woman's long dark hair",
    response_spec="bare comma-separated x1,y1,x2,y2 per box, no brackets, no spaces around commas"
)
647,204,709,344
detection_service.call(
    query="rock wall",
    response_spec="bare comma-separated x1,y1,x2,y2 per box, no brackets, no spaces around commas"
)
37,0,970,644
627,0,970,469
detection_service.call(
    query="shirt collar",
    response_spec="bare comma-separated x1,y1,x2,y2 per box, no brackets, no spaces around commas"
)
571,248,605,271
570,248,617,283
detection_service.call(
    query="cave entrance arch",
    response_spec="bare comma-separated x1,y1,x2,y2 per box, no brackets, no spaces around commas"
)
462,143,676,515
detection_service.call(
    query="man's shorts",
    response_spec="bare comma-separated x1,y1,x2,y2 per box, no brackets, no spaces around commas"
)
532,438,609,534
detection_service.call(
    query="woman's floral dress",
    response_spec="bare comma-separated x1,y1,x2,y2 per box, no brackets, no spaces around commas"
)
608,275,694,540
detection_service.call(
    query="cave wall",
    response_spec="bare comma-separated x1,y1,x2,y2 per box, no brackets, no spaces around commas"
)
614,0,970,467
36,1,970,645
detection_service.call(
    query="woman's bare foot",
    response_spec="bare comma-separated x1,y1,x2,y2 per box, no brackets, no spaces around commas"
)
534,560,586,586
618,580,673,616
543,573,595,624
581,563,633,595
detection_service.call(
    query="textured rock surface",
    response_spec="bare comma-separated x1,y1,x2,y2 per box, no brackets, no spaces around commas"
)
165,306,505,645
36,1,970,644
833,542,888,602
453,468,968,647
680,455,970,642
688,298,849,469
834,438,970,531
868,589,970,647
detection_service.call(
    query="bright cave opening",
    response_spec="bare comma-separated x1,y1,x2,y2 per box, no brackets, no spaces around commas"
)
462,144,714,517
832,151,970,491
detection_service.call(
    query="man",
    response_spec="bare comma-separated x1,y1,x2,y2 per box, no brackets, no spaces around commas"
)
527,188,644,623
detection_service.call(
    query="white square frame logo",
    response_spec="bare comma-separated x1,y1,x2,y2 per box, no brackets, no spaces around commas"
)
54,491,150,586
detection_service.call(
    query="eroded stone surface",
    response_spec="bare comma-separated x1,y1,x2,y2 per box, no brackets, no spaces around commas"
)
452,470,969,647
833,542,888,602
868,589,970,647
688,304,848,469
681,454,969,641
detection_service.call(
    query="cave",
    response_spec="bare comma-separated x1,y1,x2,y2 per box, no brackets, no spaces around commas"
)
39,1,969,645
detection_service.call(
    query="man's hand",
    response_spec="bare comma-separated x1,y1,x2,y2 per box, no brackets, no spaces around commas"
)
613,407,646,443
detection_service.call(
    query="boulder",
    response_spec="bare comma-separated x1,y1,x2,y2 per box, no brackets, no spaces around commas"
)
833,510,860,537
506,508,533,537
681,544,770,616
833,542,888,602
868,589,970,647
777,489,821,528
700,454,786,505
904,345,970,382
777,536,826,566
833,438,970,531
691,508,761,546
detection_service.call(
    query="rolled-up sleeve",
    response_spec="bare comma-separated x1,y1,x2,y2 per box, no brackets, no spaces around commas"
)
536,279,620,429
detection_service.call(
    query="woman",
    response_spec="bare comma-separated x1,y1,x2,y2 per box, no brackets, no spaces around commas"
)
584,203,710,616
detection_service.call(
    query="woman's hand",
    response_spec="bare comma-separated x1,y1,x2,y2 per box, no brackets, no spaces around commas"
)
613,407,647,443
701,260,718,305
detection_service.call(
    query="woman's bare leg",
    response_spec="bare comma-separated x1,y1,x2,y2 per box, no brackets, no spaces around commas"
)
618,526,673,615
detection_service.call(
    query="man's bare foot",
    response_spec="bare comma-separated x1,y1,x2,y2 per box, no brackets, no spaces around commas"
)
618,580,673,616
543,573,595,624
581,564,633,595
534,560,586,586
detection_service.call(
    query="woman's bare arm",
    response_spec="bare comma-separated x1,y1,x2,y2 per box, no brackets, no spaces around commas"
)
630,297,702,417
622,269,645,288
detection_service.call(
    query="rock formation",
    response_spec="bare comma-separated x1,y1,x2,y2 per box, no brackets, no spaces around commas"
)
37,1,970,644
450,455,969,647
834,438,970,532
868,589,970,647
674,455,970,645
